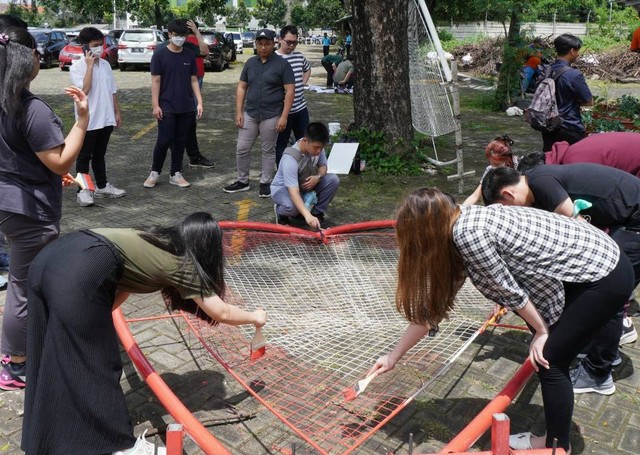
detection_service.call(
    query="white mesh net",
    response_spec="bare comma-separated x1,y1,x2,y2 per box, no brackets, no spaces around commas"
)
179,227,494,454
407,0,458,137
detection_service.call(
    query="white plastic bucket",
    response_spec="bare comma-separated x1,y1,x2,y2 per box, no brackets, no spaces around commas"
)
328,122,341,136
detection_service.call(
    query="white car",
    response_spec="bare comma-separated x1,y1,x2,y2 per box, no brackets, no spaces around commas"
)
225,32,243,54
117,29,166,71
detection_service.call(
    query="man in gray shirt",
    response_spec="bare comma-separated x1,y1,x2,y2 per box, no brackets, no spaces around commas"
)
223,29,295,197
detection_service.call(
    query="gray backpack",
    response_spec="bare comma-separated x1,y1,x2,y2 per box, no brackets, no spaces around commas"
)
526,65,572,132
283,146,317,187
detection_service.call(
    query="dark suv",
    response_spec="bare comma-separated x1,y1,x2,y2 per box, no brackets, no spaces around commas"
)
200,30,234,72
30,29,68,68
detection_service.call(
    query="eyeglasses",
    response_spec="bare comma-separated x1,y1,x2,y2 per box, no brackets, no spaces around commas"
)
283,39,298,46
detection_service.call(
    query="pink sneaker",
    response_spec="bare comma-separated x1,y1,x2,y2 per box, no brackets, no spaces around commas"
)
0,362,26,391
169,172,190,188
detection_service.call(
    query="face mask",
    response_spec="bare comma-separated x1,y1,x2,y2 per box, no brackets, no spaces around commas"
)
90,46,103,57
171,36,186,47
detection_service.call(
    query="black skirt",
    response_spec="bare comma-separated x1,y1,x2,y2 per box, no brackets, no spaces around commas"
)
21,230,137,454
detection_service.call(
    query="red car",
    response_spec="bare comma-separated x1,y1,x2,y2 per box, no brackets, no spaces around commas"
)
59,35,119,71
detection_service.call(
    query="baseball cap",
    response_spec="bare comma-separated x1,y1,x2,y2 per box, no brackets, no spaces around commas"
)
255,29,276,40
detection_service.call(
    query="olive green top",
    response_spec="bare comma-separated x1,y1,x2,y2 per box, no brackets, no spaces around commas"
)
92,228,210,299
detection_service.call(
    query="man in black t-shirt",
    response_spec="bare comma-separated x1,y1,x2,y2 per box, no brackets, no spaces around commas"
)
143,19,203,190
482,163,640,395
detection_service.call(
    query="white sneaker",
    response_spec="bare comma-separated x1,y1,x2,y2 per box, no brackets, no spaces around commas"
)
169,172,190,188
76,189,94,207
95,182,126,198
143,171,159,188
112,430,166,455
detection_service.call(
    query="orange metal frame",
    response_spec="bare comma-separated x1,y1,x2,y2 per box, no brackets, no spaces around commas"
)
112,221,554,455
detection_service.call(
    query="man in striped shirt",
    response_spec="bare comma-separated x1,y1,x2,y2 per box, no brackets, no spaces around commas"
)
275,25,311,167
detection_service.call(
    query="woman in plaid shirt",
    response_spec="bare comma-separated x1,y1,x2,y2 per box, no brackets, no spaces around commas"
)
368,188,633,454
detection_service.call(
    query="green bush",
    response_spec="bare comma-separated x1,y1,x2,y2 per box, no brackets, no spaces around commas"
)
437,28,454,42
342,127,423,175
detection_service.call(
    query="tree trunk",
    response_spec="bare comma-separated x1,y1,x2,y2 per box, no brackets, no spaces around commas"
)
495,4,523,108
351,0,413,151
154,0,163,29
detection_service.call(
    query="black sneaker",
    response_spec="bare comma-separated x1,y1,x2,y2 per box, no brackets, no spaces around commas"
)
620,316,637,345
274,204,290,225
189,156,215,168
310,210,325,221
223,181,250,193
259,183,271,198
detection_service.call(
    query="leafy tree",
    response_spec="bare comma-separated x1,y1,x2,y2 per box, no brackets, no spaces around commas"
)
306,0,344,29
7,3,44,27
253,0,287,29
226,0,252,29
185,0,227,27
290,3,310,33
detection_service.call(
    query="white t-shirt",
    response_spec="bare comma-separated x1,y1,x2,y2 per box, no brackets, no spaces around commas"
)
70,58,117,131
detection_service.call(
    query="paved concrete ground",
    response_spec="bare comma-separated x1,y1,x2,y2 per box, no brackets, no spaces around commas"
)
0,45,639,454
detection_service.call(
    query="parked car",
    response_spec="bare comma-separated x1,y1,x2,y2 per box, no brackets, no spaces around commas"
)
241,31,255,47
107,29,125,43
117,29,166,71
200,30,234,72
225,31,243,54
54,28,80,40
30,29,68,68
59,35,119,71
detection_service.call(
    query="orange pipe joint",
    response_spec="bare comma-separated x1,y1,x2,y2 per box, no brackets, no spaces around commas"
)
166,423,184,455
440,361,536,453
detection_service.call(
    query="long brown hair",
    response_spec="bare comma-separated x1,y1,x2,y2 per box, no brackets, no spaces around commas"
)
395,188,466,327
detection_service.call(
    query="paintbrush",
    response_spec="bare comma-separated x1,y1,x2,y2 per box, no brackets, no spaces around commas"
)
250,326,266,360
62,173,96,191
342,371,379,401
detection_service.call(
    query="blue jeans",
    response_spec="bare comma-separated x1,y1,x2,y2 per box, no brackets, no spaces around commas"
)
151,111,194,176
275,108,310,166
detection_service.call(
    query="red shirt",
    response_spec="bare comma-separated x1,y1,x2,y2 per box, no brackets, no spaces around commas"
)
186,35,205,78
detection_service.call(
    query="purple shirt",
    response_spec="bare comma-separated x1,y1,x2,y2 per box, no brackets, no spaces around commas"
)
545,132,640,177
0,91,65,222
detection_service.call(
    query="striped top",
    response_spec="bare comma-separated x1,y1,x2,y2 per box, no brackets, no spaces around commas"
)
277,50,311,114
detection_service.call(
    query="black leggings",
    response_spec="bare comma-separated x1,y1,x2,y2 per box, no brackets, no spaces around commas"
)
75,126,114,189
538,253,634,450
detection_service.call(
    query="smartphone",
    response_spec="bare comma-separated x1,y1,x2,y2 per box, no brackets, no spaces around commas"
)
82,43,90,53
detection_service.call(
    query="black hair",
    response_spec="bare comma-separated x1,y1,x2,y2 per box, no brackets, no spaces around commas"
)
167,19,189,35
280,25,298,38
0,14,28,31
481,167,522,206
0,26,37,117
554,33,582,56
77,27,104,45
137,212,225,324
305,122,330,144
516,152,546,174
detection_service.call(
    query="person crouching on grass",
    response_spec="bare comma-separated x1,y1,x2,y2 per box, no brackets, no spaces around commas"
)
367,188,632,454
21,212,266,454
270,122,339,230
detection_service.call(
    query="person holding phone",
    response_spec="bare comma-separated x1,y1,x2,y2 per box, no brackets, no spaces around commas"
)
70,27,125,207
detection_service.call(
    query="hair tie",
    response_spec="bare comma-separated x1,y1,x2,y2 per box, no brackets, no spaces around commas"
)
0,34,9,45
